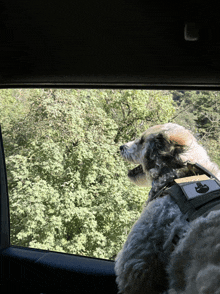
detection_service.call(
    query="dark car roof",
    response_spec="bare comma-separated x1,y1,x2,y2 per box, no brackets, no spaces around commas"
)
1,0,220,89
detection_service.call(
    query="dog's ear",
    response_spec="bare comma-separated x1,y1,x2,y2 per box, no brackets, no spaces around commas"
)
144,133,185,170
168,129,194,146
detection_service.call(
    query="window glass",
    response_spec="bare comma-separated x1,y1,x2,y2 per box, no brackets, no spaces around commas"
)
0,89,219,260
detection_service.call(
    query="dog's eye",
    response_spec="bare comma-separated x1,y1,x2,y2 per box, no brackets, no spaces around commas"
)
139,137,144,144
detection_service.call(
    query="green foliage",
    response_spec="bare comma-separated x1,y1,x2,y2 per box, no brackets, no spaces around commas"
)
2,89,219,260
171,90,197,131
99,89,175,143
171,90,220,166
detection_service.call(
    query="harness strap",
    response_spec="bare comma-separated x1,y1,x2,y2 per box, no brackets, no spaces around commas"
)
166,183,220,221
166,163,220,247
149,162,220,247
166,184,193,220
187,162,220,182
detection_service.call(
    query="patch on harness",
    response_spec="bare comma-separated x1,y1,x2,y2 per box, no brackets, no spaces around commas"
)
174,175,220,200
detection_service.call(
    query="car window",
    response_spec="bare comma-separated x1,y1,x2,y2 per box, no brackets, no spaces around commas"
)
0,89,219,260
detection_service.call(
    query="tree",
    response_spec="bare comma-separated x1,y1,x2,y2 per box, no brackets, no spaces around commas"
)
171,90,220,166
99,89,175,143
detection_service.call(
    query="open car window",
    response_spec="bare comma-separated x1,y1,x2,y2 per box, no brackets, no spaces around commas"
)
1,89,220,293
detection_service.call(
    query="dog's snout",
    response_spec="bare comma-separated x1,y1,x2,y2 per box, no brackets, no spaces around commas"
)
120,145,124,151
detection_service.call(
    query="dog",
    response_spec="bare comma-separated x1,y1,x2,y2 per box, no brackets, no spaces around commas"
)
114,123,220,294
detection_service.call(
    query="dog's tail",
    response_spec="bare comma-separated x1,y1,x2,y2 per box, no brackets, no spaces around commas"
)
196,264,220,294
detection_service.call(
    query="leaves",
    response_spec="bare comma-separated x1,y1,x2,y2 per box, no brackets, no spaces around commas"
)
171,90,220,166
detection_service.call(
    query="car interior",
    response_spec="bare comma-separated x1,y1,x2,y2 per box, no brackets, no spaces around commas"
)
1,0,220,293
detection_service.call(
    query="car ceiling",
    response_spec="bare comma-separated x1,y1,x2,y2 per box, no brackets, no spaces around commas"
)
0,0,220,88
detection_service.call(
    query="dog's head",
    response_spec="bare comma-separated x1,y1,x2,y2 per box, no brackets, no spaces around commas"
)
120,123,197,187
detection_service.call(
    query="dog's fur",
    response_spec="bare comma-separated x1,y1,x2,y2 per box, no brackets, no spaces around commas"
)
115,123,220,294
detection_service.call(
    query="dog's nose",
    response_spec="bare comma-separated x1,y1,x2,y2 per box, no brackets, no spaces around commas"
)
120,145,124,151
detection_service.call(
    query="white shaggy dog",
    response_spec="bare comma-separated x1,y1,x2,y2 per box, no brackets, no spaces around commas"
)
115,123,220,294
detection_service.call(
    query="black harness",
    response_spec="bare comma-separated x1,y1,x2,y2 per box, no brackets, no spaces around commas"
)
155,162,220,246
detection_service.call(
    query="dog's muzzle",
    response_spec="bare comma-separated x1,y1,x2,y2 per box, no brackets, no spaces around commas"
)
128,165,144,177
